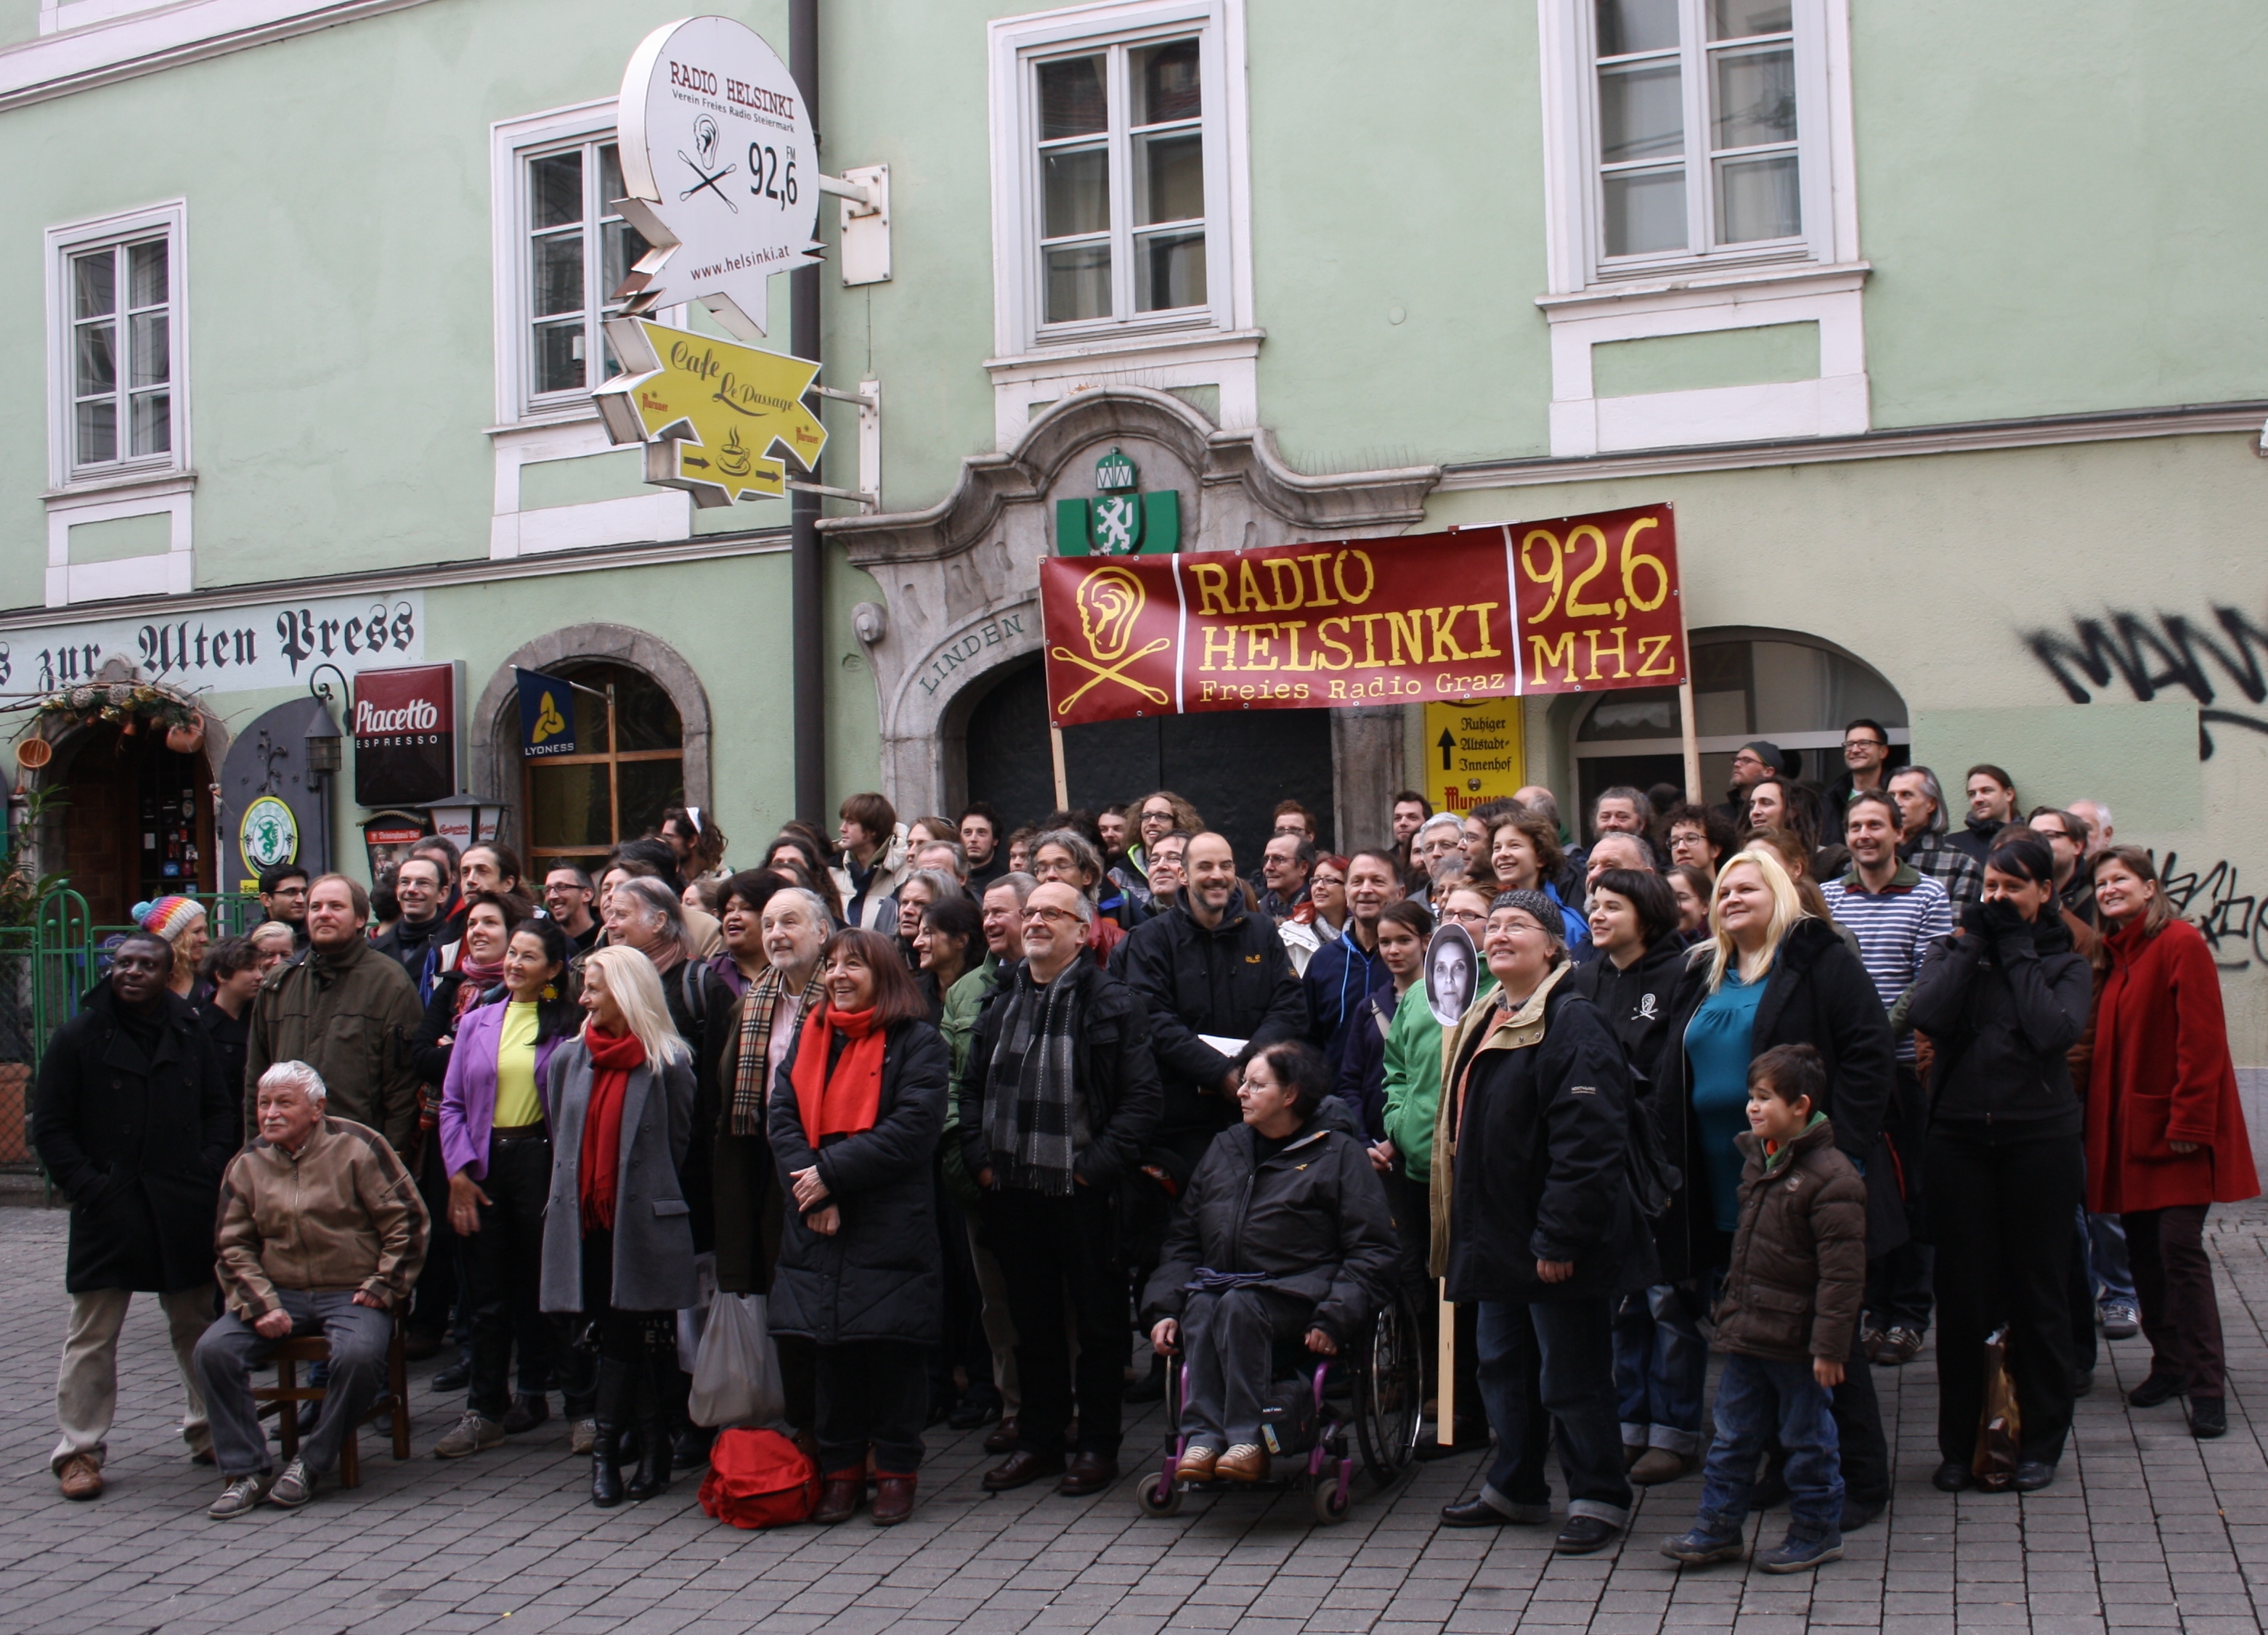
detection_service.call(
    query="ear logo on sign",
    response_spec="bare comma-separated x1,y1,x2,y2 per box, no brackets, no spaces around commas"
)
1050,566,1171,716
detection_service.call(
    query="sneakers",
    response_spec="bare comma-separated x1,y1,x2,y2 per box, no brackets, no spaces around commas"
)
433,1411,505,1459
267,1459,317,1509
1214,1444,1269,1483
2100,1301,2141,1339
1660,1526,1745,1565
56,1453,102,1501
1756,1533,1842,1574
1875,1326,1923,1366
569,1416,598,1456
207,1473,271,1519
1860,1326,1887,1365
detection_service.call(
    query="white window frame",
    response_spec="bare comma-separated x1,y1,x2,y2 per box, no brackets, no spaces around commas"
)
491,100,651,429
988,0,1253,364
46,200,190,492
1535,0,1866,456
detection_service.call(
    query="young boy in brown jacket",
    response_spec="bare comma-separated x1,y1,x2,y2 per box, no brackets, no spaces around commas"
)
1662,1043,1866,1574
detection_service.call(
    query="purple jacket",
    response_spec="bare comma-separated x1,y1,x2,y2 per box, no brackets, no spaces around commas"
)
439,998,566,1181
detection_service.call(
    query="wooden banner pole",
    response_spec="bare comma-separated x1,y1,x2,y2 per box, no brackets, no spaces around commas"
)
1049,723,1070,810
1678,603,1702,804
1436,1280,1455,1445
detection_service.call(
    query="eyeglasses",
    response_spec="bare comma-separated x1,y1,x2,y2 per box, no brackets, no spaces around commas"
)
1441,909,1487,927
1842,737,1886,751
1140,808,1174,823
1023,906,1081,924
1731,752,1768,768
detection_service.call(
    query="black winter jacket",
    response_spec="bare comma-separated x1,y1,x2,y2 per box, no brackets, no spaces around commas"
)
33,984,237,1294
1444,979,1657,1305
660,955,736,1254
1119,900,1309,1138
1333,984,1400,1142
1649,918,1899,1281
956,959,1163,1188
768,1017,947,1347
1139,1118,1399,1344
1566,931,1687,1071
1906,910,2092,1135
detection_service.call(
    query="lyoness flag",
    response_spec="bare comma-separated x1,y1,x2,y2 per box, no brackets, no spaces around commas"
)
1036,505,1685,727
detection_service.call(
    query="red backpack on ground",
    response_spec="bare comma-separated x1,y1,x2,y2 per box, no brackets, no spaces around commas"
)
698,1427,821,1529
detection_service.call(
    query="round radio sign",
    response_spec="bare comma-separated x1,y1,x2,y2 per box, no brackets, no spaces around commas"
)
614,15,818,341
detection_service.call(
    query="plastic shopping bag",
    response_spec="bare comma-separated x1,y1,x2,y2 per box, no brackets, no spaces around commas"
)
688,1292,787,1429
1971,1325,2022,1491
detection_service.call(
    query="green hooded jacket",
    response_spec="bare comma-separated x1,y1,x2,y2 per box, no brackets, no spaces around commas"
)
1378,968,1497,1181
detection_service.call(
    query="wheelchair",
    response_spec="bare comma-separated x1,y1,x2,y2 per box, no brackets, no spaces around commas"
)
1134,1288,1424,1524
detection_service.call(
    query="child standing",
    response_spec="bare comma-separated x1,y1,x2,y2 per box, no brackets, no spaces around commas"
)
1661,1043,1866,1573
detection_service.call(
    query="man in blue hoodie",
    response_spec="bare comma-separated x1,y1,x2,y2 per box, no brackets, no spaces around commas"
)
1305,851,1403,1079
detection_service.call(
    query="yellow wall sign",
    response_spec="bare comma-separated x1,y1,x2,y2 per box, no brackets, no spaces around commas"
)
1424,699,1526,815
594,317,826,507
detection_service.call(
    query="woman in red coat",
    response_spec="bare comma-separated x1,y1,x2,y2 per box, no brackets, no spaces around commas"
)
2086,847,2259,1439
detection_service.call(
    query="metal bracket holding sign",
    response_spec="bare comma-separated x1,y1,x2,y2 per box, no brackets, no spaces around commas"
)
826,163,890,285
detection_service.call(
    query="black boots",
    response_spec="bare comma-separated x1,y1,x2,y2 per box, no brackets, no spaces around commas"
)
590,1357,631,1507
625,1354,671,1501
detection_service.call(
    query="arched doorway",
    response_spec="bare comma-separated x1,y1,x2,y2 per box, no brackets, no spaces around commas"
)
54,724,216,924
962,654,1337,863
519,661,686,883
1572,628,1910,814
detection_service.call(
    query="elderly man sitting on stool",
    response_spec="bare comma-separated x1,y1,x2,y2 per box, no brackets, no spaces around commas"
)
193,1061,428,1517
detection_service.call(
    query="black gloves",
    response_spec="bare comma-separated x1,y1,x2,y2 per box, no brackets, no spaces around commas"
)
1959,896,2033,945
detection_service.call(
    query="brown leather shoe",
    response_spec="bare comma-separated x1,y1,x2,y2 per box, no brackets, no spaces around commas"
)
870,1475,916,1525
813,1472,864,1524
57,1454,101,1501
1214,1444,1269,1483
981,1449,1063,1491
1059,1451,1118,1496
983,1416,1019,1455
1176,1445,1219,1482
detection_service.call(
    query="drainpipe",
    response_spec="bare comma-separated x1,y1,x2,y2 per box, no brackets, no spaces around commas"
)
789,0,825,826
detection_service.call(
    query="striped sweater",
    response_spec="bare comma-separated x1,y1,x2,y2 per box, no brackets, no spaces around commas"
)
1820,866,1953,1062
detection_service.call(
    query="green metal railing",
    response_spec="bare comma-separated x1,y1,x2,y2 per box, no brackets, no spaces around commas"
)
1,888,261,1171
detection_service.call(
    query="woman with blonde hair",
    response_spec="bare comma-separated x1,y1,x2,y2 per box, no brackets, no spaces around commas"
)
1635,851,1897,1526
537,946,697,1509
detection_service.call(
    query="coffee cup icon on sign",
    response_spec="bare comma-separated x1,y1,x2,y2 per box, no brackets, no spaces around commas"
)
1052,564,1171,716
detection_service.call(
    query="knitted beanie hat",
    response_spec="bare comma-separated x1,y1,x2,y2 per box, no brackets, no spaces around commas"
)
132,895,206,944
1487,888,1566,951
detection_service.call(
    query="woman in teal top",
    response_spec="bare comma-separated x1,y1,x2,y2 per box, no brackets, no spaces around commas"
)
1683,969,1768,1231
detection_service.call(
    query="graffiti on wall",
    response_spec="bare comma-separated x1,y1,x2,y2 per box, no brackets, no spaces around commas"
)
2025,606,2268,758
2157,852,2268,971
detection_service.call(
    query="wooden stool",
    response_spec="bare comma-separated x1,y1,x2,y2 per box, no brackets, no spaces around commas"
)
248,1318,412,1488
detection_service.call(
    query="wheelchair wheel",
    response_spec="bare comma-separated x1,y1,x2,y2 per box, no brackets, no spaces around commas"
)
1312,1474,1352,1525
1136,1473,1184,1517
1354,1289,1425,1483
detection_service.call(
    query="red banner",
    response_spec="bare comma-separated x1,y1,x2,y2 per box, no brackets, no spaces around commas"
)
1037,503,1683,726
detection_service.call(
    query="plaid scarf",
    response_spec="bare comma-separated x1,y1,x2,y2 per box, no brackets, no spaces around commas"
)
729,963,829,1136
982,963,1084,1195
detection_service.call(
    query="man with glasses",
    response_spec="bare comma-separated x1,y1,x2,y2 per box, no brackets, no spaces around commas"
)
1715,741,1789,830
962,881,1161,1499
542,866,600,953
1826,719,1895,833
257,866,311,951
1887,766,1983,909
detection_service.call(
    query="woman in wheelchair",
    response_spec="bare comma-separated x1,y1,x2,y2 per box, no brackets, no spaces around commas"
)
1142,1043,1399,1483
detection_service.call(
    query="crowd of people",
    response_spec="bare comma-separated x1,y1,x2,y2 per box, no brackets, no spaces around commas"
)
27,738,2258,1573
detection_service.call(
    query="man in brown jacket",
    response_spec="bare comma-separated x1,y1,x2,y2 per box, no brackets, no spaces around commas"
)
192,1061,428,1518
1660,1044,1865,1576
243,873,423,1155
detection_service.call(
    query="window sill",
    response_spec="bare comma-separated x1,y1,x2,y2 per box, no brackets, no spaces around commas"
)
486,406,603,439
43,468,195,505
1537,261,1871,322
984,325,1264,378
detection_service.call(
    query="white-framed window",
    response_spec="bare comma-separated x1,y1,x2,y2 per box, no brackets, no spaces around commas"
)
46,203,188,491
1543,0,1848,292
490,102,651,426
989,1,1252,361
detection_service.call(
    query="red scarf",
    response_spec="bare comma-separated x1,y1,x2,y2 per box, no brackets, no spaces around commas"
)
789,1003,886,1143
451,953,506,1020
577,1024,648,1232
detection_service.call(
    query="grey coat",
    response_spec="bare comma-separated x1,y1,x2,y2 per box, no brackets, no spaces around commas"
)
538,1035,699,1315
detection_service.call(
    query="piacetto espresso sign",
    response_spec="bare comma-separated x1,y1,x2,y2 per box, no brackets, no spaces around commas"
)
353,663,458,807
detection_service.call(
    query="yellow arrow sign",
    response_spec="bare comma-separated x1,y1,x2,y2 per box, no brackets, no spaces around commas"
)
595,317,827,507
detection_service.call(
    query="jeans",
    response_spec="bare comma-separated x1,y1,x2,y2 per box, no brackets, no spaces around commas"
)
462,1130,554,1419
1177,1285,1314,1451
1928,1124,2083,1467
1695,1353,1842,1542
816,1340,928,1476
2125,1205,2224,1396
193,1291,392,1479
2089,1211,2137,1306
985,1186,1126,1459
1611,1281,1708,1456
52,1285,215,1470
1475,1299,1630,1525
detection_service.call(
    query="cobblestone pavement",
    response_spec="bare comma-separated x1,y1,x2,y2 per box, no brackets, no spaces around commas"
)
4,1201,2267,1635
